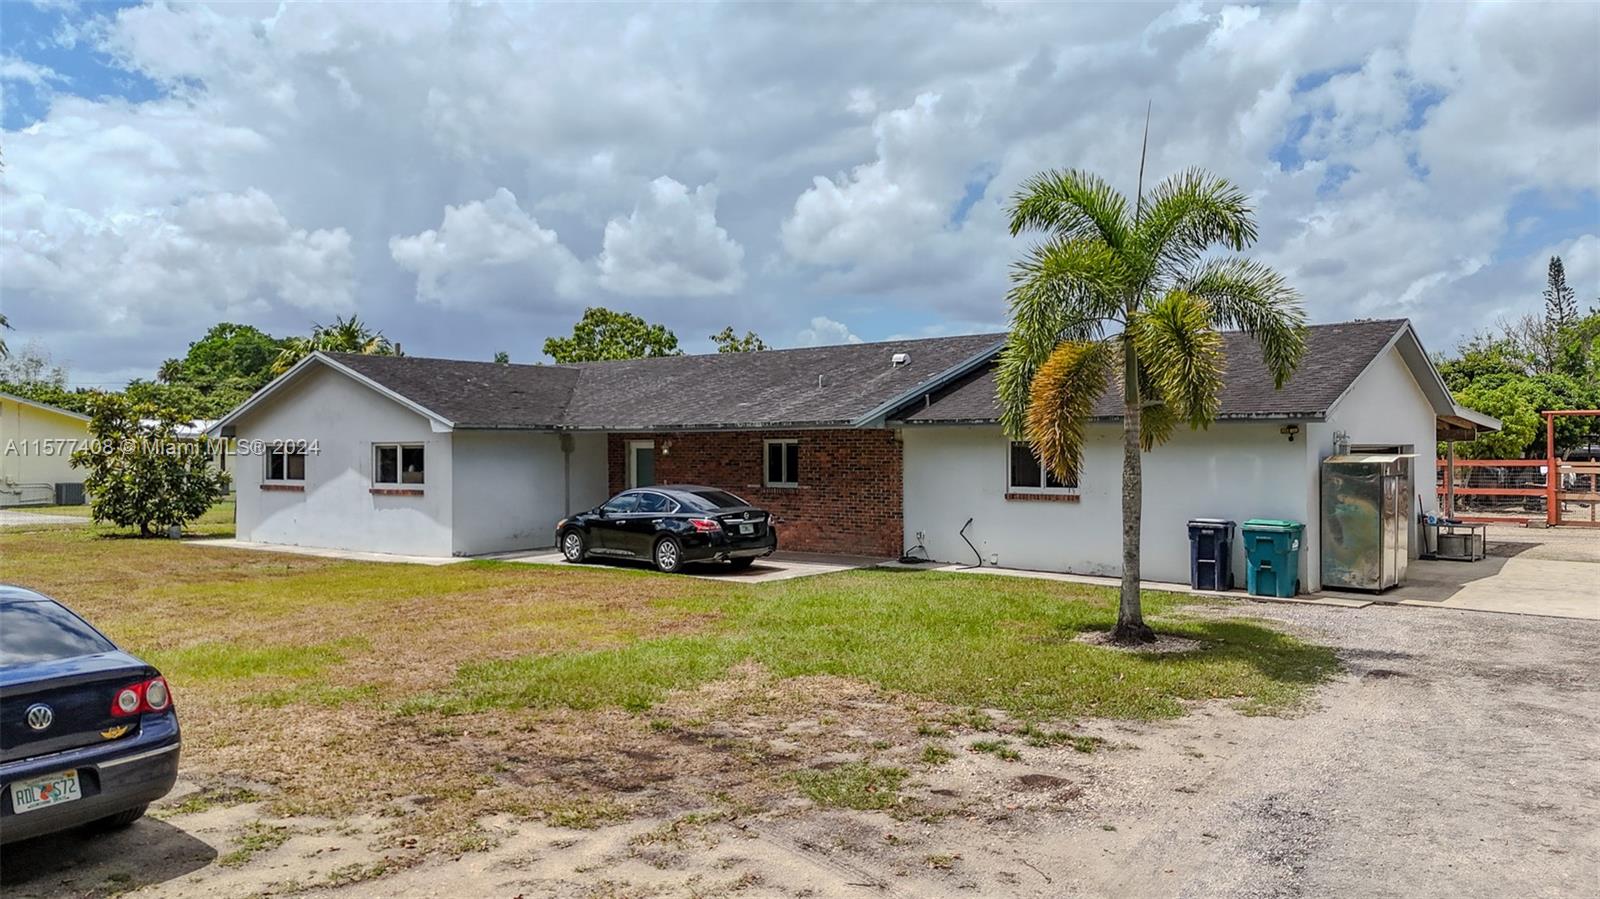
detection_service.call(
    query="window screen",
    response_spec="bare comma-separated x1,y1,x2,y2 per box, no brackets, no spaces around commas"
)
1010,442,1076,490
266,446,305,481
765,440,799,486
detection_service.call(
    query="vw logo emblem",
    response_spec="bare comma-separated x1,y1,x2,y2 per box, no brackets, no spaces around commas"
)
25,703,54,731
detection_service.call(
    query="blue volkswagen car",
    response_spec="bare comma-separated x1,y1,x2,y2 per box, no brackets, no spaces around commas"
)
0,586,180,845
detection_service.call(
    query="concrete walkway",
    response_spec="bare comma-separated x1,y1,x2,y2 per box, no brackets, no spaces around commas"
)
876,559,1373,609
0,508,89,527
885,524,1598,620
182,538,464,566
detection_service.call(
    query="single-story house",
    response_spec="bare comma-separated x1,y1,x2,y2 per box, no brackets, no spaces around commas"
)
212,318,1484,591
0,391,90,506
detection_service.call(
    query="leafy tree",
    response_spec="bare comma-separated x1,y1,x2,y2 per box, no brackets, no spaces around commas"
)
493,351,510,364
179,323,284,390
711,327,768,353
999,167,1305,643
1442,307,1600,457
70,392,230,537
543,307,682,363
273,315,396,375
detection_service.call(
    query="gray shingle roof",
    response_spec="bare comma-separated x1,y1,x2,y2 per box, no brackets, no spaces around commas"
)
332,354,580,428
896,319,1408,424
325,332,1003,430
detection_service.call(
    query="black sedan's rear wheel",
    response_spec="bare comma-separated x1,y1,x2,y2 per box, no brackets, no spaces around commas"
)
560,529,588,563
653,536,684,573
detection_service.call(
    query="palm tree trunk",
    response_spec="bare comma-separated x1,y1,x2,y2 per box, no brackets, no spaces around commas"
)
1113,334,1155,643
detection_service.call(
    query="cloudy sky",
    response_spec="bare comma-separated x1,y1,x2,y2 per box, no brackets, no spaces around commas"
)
2,1,1596,389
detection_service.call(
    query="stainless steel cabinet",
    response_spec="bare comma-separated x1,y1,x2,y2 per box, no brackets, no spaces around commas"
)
1320,454,1413,592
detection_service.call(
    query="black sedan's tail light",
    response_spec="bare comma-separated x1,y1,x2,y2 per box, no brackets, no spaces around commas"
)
110,677,173,717
688,518,722,533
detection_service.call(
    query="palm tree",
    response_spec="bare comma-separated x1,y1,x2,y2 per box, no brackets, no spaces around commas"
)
271,315,395,375
0,311,11,359
998,167,1307,643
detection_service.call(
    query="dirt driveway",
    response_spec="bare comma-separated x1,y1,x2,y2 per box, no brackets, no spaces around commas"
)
7,598,1593,898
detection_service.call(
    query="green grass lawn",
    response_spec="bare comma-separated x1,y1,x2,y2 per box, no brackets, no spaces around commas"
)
418,566,1336,720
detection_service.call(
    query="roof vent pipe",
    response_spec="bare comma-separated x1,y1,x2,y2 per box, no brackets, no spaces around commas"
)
891,352,910,367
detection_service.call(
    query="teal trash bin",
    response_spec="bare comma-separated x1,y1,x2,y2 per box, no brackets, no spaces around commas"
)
1241,519,1304,598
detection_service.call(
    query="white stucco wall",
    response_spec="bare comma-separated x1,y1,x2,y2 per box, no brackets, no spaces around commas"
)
450,431,610,555
1305,343,1442,573
233,365,454,556
902,422,1314,587
565,432,611,516
0,400,89,498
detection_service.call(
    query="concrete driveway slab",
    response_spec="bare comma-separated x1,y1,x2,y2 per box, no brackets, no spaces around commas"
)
1321,525,1600,620
494,549,879,583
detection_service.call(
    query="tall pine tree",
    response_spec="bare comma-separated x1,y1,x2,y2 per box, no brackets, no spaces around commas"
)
1545,256,1578,329
1542,256,1578,372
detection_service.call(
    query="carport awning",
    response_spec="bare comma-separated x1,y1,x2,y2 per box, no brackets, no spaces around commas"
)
1438,405,1501,442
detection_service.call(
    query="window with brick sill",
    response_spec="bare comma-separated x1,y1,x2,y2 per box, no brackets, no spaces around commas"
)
765,439,799,487
264,444,306,484
1008,441,1078,499
374,443,425,489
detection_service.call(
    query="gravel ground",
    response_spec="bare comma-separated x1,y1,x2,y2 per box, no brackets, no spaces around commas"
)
1093,600,1600,899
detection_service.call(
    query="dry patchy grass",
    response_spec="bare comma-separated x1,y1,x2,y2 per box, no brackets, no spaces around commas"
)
0,520,1337,876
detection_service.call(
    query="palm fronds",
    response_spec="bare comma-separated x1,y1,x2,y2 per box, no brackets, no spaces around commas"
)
1009,169,1131,251
1183,258,1306,387
1133,168,1256,285
1024,340,1115,485
1130,291,1224,428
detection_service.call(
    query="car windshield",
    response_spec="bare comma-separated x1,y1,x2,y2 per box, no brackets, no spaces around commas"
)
0,599,116,667
687,489,748,509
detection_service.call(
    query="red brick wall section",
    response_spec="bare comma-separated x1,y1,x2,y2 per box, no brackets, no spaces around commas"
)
607,430,903,557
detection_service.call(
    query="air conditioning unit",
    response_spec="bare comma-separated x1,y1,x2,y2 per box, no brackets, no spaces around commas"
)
55,482,86,506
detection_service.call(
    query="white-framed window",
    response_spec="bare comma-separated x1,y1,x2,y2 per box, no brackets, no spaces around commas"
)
264,444,306,482
764,438,800,487
1008,441,1077,493
374,443,425,486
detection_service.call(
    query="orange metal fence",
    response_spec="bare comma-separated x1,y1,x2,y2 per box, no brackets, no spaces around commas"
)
1435,409,1600,528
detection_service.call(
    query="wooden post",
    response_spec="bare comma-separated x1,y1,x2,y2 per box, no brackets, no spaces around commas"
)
1446,440,1456,518
1546,412,1558,527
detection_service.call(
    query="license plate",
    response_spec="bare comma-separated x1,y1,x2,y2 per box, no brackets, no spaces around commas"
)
10,770,81,814
738,524,755,535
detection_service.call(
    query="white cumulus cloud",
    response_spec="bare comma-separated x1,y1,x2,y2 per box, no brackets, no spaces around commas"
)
598,177,744,297
795,316,862,347
389,188,587,309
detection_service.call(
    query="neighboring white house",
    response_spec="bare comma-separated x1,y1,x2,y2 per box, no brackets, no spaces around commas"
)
0,391,90,506
211,319,1488,594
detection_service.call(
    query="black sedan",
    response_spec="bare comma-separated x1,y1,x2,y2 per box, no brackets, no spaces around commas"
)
0,586,180,845
556,485,778,573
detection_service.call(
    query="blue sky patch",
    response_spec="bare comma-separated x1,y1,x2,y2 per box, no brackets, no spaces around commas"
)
0,0,162,130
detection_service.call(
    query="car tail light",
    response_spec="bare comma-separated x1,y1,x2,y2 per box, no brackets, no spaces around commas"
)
111,677,173,717
688,518,722,533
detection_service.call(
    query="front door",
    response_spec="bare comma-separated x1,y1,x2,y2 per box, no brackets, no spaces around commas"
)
627,440,656,488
